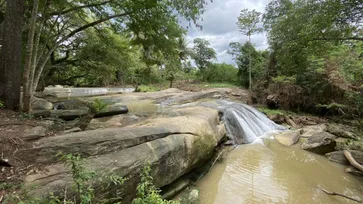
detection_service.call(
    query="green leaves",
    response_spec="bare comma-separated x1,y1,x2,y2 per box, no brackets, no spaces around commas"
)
237,9,263,36
191,38,217,73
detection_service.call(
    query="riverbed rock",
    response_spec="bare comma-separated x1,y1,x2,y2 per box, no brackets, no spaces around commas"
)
274,130,301,146
326,123,357,140
31,97,53,110
326,151,363,165
301,132,337,154
94,105,128,118
20,106,226,203
300,124,327,138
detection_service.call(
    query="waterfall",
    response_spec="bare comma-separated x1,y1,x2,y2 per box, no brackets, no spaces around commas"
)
203,100,286,144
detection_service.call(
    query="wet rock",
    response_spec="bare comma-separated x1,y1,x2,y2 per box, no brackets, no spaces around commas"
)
300,124,327,138
301,132,337,154
94,105,128,118
326,123,357,140
274,130,301,146
176,186,200,204
31,97,54,110
22,126,47,141
326,151,363,165
20,106,226,203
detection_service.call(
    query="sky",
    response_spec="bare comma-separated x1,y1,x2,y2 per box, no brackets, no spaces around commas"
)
185,0,271,64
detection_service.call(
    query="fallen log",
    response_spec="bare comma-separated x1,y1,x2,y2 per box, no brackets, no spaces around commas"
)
344,150,363,172
318,186,362,203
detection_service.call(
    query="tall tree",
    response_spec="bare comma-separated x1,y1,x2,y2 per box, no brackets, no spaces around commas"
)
237,9,263,90
0,0,24,110
191,38,216,79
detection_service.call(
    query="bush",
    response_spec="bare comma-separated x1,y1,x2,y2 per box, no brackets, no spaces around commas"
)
132,164,178,204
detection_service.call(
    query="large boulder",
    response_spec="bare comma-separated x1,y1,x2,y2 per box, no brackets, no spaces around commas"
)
31,97,54,110
301,132,337,154
274,130,301,146
19,106,226,203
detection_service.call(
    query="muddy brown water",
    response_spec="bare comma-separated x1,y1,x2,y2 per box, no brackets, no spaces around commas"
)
198,137,363,204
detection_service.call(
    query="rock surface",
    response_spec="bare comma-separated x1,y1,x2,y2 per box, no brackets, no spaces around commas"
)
300,124,327,138
31,97,53,110
326,151,363,165
22,126,47,141
326,123,357,139
274,130,301,146
21,106,226,203
301,132,337,154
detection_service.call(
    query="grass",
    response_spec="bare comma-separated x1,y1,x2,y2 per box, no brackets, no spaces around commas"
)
257,107,298,116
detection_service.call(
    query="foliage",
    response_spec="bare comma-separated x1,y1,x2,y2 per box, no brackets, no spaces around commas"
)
191,38,217,76
203,63,238,83
237,9,263,37
0,100,4,108
228,42,268,88
132,164,178,204
92,99,108,113
260,0,363,116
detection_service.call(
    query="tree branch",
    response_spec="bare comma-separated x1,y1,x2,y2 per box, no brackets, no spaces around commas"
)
48,0,114,16
318,186,362,203
33,11,133,91
344,150,363,172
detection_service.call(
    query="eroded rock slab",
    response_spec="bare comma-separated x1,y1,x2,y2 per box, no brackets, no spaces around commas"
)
301,132,337,154
21,106,226,203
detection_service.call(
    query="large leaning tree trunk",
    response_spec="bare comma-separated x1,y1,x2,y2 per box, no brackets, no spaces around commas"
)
0,0,24,110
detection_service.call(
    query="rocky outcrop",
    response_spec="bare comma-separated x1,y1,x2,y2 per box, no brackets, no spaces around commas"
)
326,151,363,165
20,106,226,203
274,130,301,146
301,132,337,154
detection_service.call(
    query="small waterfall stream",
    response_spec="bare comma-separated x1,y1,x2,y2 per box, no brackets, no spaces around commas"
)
203,100,286,144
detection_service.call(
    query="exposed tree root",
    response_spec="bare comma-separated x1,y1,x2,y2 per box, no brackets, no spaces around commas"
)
318,187,362,203
344,150,363,172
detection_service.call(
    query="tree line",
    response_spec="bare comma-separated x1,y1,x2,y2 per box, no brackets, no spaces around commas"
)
0,0,362,117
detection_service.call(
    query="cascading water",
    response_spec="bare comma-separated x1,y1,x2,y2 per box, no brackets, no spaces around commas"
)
203,100,286,144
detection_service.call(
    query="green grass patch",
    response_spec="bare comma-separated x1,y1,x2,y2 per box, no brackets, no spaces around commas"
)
258,107,298,116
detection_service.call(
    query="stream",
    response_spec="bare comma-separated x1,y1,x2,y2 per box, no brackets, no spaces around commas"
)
197,137,363,204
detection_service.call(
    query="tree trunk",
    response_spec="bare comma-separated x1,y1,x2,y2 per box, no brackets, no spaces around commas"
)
22,0,39,113
0,0,24,110
248,34,252,91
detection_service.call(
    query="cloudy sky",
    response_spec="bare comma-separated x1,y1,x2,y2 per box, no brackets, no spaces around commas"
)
185,0,271,64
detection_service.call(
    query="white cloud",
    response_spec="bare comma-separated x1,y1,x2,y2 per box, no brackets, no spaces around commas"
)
186,0,271,64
